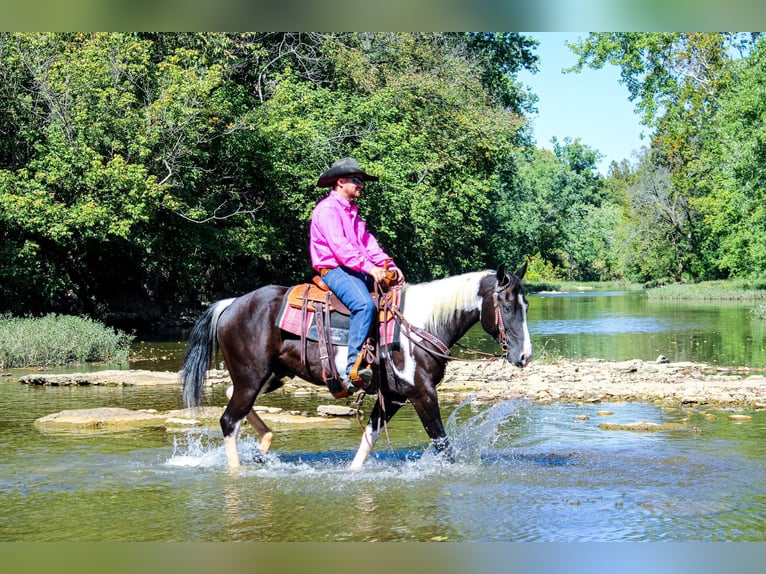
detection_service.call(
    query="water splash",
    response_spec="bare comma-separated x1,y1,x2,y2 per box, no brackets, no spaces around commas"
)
166,429,269,468
164,399,529,476
398,398,530,473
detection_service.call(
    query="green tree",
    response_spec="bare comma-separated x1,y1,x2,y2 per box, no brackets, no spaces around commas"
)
617,150,690,282
0,32,541,323
692,38,766,278
501,138,613,280
569,32,763,280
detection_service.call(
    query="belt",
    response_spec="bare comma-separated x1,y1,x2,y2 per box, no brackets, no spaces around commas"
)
319,268,334,277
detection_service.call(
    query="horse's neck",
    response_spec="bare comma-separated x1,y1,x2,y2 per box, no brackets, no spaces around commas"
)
403,274,486,347
433,308,481,348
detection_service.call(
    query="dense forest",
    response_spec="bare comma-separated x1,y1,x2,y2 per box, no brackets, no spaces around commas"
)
1,32,765,327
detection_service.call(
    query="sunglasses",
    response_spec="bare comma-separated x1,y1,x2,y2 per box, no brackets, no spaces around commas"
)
348,176,364,186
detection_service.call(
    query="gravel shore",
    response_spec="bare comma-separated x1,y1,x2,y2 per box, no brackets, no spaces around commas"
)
19,358,766,410
437,358,766,410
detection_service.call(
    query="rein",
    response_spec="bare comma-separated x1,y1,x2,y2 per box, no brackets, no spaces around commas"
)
375,277,513,364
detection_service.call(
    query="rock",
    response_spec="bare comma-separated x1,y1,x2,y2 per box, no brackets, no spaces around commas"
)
612,360,641,373
19,369,230,387
598,421,685,432
164,417,199,426
727,414,753,422
20,370,181,387
17,358,766,411
34,403,353,434
656,355,670,364
34,407,165,431
317,404,358,417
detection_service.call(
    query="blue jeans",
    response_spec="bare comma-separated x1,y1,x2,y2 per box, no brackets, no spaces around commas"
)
321,267,375,376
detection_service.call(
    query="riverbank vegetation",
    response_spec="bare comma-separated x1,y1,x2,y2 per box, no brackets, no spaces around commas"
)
1,33,766,328
0,314,133,368
646,279,766,301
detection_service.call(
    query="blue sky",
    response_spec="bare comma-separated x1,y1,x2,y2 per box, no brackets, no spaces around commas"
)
517,32,648,175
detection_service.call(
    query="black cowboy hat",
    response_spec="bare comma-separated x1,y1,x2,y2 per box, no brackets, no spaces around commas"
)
316,157,379,188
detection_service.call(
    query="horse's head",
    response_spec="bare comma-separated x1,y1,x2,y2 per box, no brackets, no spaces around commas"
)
480,263,533,368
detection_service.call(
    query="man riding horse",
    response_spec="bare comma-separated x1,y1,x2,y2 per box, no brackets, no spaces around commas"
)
182,157,532,469
309,157,405,396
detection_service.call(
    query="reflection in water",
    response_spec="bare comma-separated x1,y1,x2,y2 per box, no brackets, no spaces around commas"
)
533,316,676,335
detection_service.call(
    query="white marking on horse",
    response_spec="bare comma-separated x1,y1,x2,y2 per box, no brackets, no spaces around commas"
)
519,292,533,364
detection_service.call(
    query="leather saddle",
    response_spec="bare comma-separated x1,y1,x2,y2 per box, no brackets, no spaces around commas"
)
285,276,350,315
285,275,398,322
283,275,401,399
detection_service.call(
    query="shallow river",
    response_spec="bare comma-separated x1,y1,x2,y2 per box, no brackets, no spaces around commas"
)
1,291,765,541
1,381,764,541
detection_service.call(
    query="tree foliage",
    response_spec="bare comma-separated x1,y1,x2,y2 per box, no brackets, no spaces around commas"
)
0,32,539,323
5,31,766,327
572,32,766,282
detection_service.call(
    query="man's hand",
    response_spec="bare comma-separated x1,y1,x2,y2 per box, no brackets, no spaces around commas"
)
369,266,387,283
370,265,405,285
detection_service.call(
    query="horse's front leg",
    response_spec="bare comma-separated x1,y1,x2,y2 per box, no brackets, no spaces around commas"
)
349,393,407,470
409,383,454,462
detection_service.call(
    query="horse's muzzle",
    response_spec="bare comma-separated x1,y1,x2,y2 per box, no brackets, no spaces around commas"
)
508,351,532,368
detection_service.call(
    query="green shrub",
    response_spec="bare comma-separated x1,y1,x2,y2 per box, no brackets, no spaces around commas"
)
0,314,134,368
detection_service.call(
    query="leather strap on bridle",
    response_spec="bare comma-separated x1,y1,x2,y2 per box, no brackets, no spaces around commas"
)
492,277,512,353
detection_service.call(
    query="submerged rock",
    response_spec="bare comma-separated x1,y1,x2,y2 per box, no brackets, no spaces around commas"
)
317,404,359,417
34,407,165,431
727,414,753,422
598,421,686,432
34,403,352,434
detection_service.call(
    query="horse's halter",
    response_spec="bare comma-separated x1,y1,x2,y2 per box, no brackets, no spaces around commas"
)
492,275,515,353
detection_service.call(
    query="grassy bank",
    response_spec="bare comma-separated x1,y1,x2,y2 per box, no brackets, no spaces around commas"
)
647,279,766,301
525,280,644,294
0,314,134,369
648,279,766,319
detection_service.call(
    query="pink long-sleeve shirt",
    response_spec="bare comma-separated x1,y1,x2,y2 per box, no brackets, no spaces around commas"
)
309,190,392,274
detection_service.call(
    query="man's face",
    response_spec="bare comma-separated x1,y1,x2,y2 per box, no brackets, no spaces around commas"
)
336,175,364,201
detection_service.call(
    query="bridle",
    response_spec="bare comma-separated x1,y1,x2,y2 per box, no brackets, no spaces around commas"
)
492,275,515,353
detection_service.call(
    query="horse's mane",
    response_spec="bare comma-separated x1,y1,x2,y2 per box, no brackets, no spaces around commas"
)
403,270,492,334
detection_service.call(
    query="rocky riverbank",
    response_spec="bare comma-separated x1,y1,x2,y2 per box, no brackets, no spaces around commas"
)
19,358,766,410
438,358,766,410
18,358,766,432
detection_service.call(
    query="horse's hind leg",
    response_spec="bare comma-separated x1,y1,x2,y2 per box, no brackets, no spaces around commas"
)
220,382,263,469
225,385,274,454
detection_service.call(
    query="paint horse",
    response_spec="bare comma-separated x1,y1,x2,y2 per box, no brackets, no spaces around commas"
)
181,264,533,469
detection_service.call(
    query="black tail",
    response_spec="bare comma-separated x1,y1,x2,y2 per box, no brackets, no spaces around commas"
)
181,299,234,408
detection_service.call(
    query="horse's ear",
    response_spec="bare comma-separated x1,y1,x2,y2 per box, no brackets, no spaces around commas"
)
496,264,507,282
515,261,528,280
